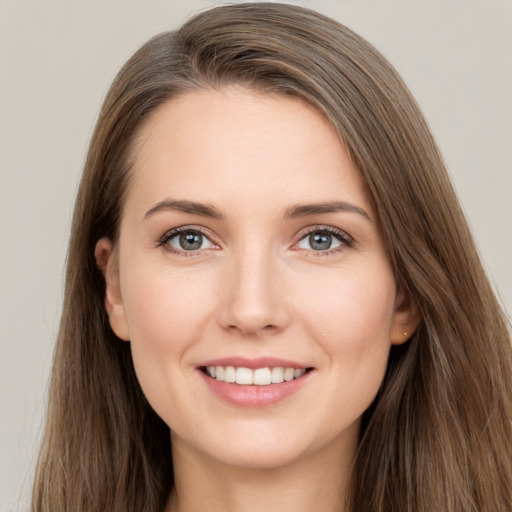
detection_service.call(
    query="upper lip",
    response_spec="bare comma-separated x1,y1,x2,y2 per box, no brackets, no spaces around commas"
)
198,356,311,370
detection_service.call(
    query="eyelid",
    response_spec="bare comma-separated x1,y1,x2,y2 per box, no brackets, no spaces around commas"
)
157,225,220,255
156,224,353,256
292,225,353,254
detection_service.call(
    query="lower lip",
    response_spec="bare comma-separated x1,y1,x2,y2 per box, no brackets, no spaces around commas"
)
199,369,314,408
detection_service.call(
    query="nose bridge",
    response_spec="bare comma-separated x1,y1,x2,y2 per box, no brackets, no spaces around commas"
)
218,237,288,335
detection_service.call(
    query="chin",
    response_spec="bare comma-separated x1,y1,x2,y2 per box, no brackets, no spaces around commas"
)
203,441,307,470
180,417,354,472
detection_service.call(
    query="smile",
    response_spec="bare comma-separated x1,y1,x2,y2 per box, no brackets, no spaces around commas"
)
197,357,315,407
201,365,311,385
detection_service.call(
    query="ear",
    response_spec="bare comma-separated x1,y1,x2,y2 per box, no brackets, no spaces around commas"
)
390,289,422,345
94,237,130,341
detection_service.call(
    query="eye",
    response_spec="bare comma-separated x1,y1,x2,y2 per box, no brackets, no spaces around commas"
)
295,228,351,252
161,228,215,252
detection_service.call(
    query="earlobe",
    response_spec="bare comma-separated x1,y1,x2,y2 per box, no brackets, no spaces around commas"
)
391,289,422,345
94,237,130,341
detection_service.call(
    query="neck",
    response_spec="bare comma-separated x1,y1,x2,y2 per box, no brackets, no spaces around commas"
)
165,425,357,512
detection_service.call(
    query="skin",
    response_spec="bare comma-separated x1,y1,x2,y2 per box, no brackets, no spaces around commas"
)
96,87,419,512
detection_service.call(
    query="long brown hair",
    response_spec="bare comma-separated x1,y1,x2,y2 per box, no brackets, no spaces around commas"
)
32,3,512,511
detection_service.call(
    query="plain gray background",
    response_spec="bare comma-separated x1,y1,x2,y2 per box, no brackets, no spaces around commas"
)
1,1,511,510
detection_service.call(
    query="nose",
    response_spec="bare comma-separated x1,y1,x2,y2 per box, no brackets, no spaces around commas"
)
216,243,290,337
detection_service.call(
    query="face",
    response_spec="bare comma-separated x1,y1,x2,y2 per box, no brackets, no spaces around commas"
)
97,87,416,469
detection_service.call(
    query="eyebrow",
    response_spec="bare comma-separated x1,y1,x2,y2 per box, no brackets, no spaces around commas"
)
283,201,372,222
144,199,224,220
143,198,371,223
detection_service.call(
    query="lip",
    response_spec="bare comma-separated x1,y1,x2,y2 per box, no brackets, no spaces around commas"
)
198,356,309,370
197,357,315,408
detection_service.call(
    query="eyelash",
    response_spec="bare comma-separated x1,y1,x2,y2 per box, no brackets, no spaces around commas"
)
157,226,217,257
157,225,353,256
292,225,353,257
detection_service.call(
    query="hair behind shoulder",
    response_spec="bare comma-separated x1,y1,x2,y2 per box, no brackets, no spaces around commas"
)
32,3,512,511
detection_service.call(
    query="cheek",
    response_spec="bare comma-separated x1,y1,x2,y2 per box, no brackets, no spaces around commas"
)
295,262,396,372
119,264,219,427
293,264,396,427
122,263,214,350
119,262,216,400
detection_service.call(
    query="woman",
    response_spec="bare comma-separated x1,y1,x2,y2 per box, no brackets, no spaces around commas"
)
32,3,512,511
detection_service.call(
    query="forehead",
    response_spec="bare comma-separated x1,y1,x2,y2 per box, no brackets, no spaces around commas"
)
124,87,371,218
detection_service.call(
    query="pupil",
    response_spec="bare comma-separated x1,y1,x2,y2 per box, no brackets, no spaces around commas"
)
180,232,202,250
310,232,332,250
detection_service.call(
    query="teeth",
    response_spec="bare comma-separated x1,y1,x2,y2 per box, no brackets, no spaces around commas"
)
283,368,295,381
224,366,236,383
215,366,225,380
236,367,253,385
271,367,284,383
204,366,309,385
253,367,272,385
